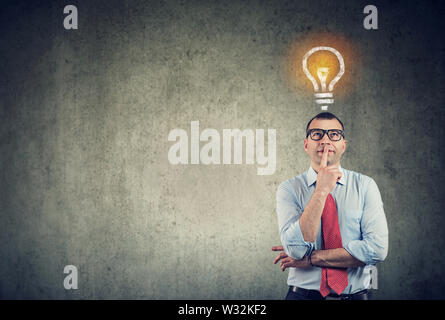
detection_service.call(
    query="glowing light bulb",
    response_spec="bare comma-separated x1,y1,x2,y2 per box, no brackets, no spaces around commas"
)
302,46,345,111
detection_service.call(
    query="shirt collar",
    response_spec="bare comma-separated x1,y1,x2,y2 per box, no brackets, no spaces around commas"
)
307,165,346,187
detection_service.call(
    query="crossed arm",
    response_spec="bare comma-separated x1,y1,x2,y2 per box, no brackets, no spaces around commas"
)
272,246,365,271
273,179,366,271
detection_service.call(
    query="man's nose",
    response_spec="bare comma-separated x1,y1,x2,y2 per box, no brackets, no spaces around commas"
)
320,133,331,144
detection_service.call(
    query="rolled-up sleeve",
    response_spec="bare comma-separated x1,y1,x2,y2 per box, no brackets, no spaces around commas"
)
344,178,389,265
276,181,315,260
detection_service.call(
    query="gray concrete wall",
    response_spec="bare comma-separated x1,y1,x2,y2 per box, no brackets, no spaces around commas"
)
1,0,444,299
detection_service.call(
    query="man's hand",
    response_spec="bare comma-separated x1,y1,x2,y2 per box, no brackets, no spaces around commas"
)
272,245,287,264
315,145,342,195
271,246,311,271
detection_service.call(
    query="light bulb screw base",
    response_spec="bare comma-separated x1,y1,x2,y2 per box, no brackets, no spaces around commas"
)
314,92,334,111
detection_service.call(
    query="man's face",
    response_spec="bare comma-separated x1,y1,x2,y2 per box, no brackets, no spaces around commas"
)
304,118,347,167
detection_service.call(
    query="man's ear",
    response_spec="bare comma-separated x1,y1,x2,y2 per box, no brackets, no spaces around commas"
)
304,138,308,153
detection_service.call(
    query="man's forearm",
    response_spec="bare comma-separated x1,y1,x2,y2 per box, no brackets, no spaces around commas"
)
310,248,366,268
299,190,328,242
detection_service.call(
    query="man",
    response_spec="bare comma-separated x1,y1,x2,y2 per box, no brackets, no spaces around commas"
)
272,112,388,300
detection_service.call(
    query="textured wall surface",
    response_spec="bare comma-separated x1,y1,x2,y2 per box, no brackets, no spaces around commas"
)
1,0,445,299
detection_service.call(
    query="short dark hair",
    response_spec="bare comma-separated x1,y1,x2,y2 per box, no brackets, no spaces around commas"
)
306,112,345,132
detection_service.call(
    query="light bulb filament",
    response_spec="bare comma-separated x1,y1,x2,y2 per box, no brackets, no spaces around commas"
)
317,67,329,92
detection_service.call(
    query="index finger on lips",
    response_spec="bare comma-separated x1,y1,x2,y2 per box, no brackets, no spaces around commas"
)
271,245,284,251
320,145,328,168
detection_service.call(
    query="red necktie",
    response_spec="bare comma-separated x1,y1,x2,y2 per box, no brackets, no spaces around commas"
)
319,193,348,297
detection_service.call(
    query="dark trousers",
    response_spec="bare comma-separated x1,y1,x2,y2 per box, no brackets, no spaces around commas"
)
285,286,370,300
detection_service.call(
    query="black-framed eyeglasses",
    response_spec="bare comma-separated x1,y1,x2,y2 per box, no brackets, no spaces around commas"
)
306,128,345,141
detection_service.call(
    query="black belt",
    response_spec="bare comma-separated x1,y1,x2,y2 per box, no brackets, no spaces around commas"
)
290,286,369,300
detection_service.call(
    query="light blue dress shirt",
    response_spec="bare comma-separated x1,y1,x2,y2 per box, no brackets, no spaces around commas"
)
276,165,388,294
